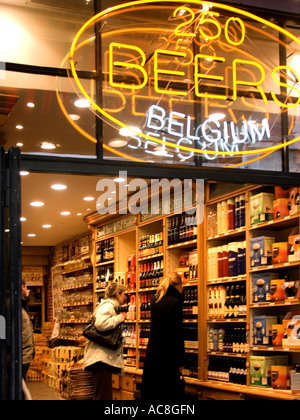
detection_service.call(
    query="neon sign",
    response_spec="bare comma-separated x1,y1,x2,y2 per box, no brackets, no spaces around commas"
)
143,104,271,160
67,0,300,165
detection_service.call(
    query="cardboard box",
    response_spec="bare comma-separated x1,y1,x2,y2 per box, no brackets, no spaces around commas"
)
288,234,300,262
253,315,278,346
272,324,285,347
272,242,289,264
270,279,286,302
275,186,290,199
283,281,300,301
252,272,279,303
250,193,274,225
250,355,276,387
282,313,300,346
273,198,290,219
271,365,292,390
290,372,300,391
250,236,275,267
289,187,300,215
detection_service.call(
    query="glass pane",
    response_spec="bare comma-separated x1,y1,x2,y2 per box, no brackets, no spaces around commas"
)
0,71,96,157
72,1,285,169
287,26,300,173
0,1,95,70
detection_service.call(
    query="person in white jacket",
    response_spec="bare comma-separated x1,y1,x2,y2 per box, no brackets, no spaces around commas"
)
84,282,126,400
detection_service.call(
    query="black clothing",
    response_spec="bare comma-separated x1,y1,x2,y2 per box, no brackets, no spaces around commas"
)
141,286,185,401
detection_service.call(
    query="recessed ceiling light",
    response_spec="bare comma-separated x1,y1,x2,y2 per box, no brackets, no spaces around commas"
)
119,126,141,137
209,113,226,121
84,196,95,201
16,125,23,130
74,98,90,108
40,142,57,150
69,114,81,121
27,102,35,108
60,211,71,216
28,234,36,237
77,213,82,216
108,139,128,148
113,177,126,183
20,217,27,222
30,201,44,207
16,142,24,147
20,171,29,176
42,224,52,229
51,184,67,190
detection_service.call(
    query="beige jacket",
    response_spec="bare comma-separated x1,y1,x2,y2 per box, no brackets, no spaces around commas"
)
84,299,124,372
22,307,35,365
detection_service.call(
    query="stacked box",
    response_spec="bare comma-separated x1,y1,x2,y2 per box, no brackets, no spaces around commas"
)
252,272,279,303
289,187,300,215
250,355,289,388
253,315,277,346
250,355,276,387
250,236,275,267
250,193,274,225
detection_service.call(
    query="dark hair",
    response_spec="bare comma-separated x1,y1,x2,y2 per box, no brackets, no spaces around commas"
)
105,282,126,299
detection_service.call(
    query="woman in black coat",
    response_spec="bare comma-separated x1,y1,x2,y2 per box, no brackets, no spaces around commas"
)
141,272,185,401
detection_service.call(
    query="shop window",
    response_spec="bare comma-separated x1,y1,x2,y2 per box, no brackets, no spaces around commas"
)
287,26,300,173
0,72,97,157
0,1,94,70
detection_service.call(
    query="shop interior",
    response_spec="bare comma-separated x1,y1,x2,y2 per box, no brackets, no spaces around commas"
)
20,171,300,400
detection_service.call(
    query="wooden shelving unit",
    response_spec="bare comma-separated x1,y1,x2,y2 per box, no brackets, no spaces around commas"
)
85,183,300,400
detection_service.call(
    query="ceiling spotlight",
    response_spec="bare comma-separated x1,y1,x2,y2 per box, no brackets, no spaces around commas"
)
51,184,67,191
40,142,57,150
108,139,128,148
20,217,27,222
113,177,126,183
16,142,24,147
119,126,141,137
20,171,29,176
27,102,35,108
16,125,23,130
209,113,226,121
69,114,80,121
30,201,44,207
28,234,36,238
74,98,91,108
60,211,71,216
84,196,95,201
42,224,52,229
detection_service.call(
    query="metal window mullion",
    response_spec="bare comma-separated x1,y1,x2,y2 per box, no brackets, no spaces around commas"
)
0,148,6,400
6,148,22,400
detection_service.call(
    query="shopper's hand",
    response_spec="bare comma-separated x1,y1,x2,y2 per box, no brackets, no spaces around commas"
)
119,313,126,323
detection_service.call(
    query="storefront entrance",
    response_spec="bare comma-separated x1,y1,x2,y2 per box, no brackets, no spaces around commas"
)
1,0,300,401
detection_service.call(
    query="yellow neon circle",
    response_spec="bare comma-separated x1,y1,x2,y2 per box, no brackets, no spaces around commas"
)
69,0,300,157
